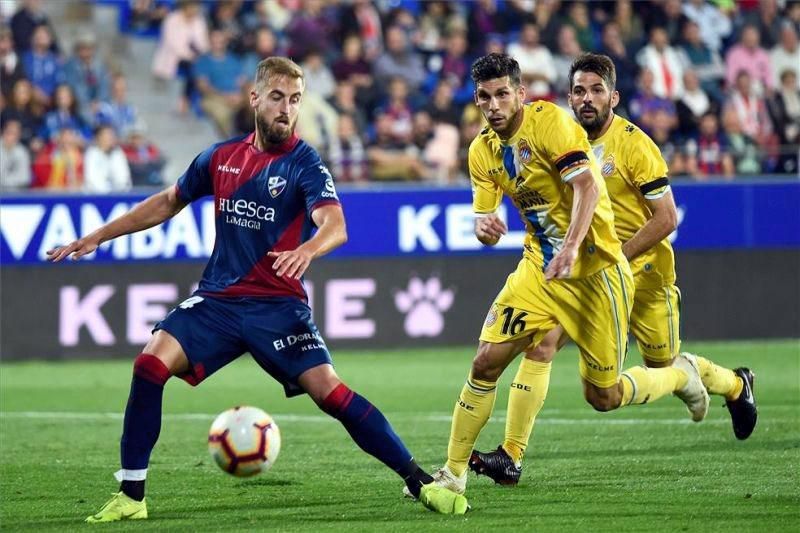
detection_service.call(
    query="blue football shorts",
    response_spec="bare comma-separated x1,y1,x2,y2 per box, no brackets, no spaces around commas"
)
154,294,332,397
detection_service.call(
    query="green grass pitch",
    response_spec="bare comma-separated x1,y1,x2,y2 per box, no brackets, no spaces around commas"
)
1,340,798,531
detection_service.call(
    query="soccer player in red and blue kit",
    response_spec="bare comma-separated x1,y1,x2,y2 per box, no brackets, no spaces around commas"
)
48,57,468,521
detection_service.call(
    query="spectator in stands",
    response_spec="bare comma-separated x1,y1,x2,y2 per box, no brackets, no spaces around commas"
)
328,112,368,183
636,26,685,100
788,2,800,35
726,70,775,151
553,25,584,96
241,27,281,80
677,70,717,139
151,0,209,114
129,0,171,35
680,20,725,103
301,49,336,100
367,111,425,181
0,119,31,190
768,69,800,173
374,25,426,92
332,34,372,89
377,76,414,145
425,79,461,127
194,28,243,137
600,22,638,109
646,0,687,47
63,33,111,125
650,108,687,176
685,112,735,180
122,122,166,187
745,0,781,49
770,24,800,90
233,80,254,136
563,1,595,52
467,0,503,53
329,80,367,135
337,0,383,61
629,68,678,134
610,0,644,51
721,106,762,175
210,0,245,55
285,1,336,60
427,28,473,105
682,0,732,53
32,126,84,189
530,0,562,52
94,74,138,138
296,91,338,159
411,109,460,184
40,84,90,143
416,1,454,55
22,24,63,107
725,25,773,96
0,26,25,99
1,78,43,150
10,0,58,54
84,124,132,192
507,21,557,100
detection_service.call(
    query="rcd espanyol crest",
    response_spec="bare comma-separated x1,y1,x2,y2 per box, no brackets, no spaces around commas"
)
268,176,287,198
518,138,532,164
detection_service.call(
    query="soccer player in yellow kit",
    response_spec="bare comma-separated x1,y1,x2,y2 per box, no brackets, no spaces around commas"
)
469,53,758,487
425,53,711,495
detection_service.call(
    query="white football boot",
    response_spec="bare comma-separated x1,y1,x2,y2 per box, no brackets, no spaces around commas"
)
673,353,710,422
402,465,467,499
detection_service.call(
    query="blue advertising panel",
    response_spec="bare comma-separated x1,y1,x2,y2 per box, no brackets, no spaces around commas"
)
1,181,798,265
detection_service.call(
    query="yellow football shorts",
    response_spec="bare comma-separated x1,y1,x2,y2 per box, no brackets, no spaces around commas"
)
630,284,681,364
480,257,634,388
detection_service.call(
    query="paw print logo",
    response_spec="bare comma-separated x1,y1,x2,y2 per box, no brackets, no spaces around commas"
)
535,105,543,112
625,124,636,133
394,277,455,338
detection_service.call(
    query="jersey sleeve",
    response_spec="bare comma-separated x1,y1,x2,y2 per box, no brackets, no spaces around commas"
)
297,149,341,218
539,105,592,182
175,145,215,203
626,132,670,200
469,139,502,214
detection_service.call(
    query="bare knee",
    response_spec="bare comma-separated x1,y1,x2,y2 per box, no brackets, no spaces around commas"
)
298,364,343,406
471,345,503,382
141,330,189,375
524,341,557,363
583,382,624,412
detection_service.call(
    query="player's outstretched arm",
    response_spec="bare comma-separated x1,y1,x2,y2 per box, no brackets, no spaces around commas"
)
622,189,678,261
269,204,347,279
474,213,507,246
545,168,599,280
47,186,188,262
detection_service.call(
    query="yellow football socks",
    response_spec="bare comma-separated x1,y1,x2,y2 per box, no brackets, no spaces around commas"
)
503,359,551,465
693,355,743,401
446,374,497,477
621,365,688,405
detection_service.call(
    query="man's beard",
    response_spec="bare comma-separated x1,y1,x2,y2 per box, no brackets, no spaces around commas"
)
574,104,610,139
256,114,294,145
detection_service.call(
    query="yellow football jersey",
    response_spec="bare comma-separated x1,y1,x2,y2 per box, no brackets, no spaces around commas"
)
469,101,623,278
590,115,676,289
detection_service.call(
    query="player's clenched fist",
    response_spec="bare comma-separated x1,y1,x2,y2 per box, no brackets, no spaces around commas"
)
474,213,507,246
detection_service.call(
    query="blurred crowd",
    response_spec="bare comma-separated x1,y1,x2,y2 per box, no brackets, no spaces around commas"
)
1,0,799,193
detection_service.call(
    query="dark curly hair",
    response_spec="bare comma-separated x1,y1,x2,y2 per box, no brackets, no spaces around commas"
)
470,53,522,87
568,53,616,92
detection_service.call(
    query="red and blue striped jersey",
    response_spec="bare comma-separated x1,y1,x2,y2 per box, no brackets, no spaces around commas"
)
175,132,340,301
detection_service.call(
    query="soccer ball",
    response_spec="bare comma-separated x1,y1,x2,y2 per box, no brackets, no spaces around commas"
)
208,406,281,477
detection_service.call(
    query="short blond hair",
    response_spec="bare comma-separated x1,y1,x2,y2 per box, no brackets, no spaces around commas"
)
255,57,305,89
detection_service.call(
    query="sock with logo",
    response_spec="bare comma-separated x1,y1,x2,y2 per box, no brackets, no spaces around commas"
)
446,373,497,477
119,354,171,501
693,355,743,401
620,365,688,405
503,359,551,465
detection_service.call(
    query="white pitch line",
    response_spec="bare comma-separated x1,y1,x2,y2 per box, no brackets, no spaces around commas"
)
0,411,734,425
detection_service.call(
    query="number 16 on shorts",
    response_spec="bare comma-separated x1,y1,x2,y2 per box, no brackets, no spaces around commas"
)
482,303,529,340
